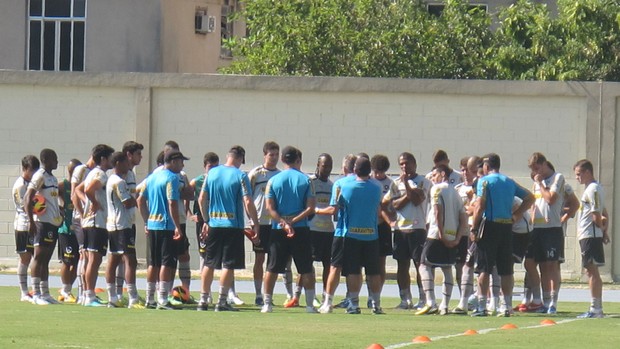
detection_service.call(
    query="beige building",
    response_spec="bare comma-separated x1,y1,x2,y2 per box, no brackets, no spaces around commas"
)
0,0,244,73
0,1,556,74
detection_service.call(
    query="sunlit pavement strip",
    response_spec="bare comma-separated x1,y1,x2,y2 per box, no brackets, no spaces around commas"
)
384,318,582,349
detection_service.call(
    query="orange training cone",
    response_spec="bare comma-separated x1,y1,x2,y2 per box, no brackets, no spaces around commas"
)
413,336,432,343
541,319,557,326
501,324,518,330
464,329,479,335
366,344,384,349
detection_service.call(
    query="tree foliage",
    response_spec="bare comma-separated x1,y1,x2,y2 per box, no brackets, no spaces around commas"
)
221,0,620,81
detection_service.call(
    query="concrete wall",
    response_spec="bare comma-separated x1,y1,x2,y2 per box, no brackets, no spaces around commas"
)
0,1,27,70
0,70,617,282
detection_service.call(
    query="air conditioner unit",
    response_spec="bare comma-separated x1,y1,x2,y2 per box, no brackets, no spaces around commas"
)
195,13,210,34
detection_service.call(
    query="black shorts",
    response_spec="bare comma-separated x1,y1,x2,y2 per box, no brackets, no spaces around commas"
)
455,235,469,264
580,238,605,268
195,218,207,258
84,227,108,255
174,223,190,255
204,227,245,270
147,230,178,268
267,227,313,274
311,230,333,262
341,238,381,276
475,221,513,276
253,225,272,253
108,228,136,255
73,218,85,248
33,222,58,248
330,236,345,268
58,234,79,266
421,238,456,267
512,232,531,263
15,230,34,254
392,229,427,263
377,222,393,256
526,227,564,263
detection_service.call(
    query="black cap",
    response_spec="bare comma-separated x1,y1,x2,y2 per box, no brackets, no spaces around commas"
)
281,146,300,165
164,151,189,163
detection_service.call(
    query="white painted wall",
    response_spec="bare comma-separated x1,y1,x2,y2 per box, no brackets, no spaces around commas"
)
0,71,617,281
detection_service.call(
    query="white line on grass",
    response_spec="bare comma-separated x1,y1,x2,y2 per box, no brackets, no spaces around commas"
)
384,318,582,349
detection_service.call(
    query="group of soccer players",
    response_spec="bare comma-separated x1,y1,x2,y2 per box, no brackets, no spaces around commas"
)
12,141,610,318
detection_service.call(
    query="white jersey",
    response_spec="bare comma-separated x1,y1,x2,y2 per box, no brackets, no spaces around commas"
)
427,182,463,241
248,165,281,225
384,174,432,232
426,169,463,189
12,177,30,231
106,173,133,231
512,197,532,234
374,176,395,224
577,181,605,240
81,167,108,229
308,175,334,233
70,164,91,221
28,168,62,226
532,172,565,228
454,182,474,226
124,169,138,225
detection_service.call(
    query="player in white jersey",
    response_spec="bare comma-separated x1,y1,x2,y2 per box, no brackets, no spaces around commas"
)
71,155,95,302
249,141,288,306
574,159,609,318
13,155,40,302
105,152,140,308
416,165,468,315
383,152,432,310
76,144,115,306
525,153,565,314
24,149,63,305
112,141,144,303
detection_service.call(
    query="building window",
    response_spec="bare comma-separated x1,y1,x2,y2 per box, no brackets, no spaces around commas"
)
220,1,234,58
427,3,488,17
28,0,86,71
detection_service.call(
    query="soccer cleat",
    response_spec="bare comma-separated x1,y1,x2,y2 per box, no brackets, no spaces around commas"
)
107,299,123,308
372,306,385,315
61,293,78,304
42,294,60,304
394,299,412,310
20,294,33,303
228,295,245,306
451,307,467,315
128,301,145,309
117,297,129,307
577,310,603,319
261,303,273,313
168,296,184,306
94,296,108,305
412,300,426,311
283,296,299,308
318,304,332,314
515,303,529,312
334,298,351,309
471,308,488,317
145,302,157,309
255,296,264,306
32,295,50,305
467,294,479,311
156,301,177,310
306,306,319,313
497,308,513,317
346,306,362,314
439,308,449,316
547,306,557,315
84,298,107,307
214,303,239,312
414,304,438,315
526,302,546,313
196,302,209,311
313,297,322,308
206,295,213,305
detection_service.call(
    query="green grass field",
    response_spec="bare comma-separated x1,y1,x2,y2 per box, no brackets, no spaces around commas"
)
1,286,619,349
